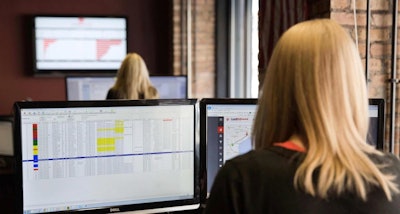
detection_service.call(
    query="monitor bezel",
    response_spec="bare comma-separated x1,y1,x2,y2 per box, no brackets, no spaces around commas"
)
13,99,200,213
32,14,128,77
368,98,385,150
199,98,258,205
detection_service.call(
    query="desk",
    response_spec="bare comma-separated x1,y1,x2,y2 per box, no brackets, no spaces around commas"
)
0,156,15,213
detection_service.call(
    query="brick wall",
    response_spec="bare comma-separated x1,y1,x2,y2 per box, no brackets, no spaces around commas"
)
330,0,397,154
173,0,215,99
172,0,397,153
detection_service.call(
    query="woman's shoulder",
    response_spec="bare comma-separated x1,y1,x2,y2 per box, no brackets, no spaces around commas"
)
106,88,120,99
224,147,304,172
232,146,303,161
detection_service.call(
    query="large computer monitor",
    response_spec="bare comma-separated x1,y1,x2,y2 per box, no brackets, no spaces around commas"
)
32,15,127,76
368,98,385,150
199,98,258,202
13,99,200,213
65,76,188,100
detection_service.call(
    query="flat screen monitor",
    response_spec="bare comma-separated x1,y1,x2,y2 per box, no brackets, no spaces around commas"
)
199,98,258,202
13,99,200,213
150,76,188,99
65,76,116,100
65,76,188,100
32,15,127,76
368,98,385,150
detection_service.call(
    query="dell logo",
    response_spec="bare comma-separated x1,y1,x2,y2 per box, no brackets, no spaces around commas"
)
110,208,120,212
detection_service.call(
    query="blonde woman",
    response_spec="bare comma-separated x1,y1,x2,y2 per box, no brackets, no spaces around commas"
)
204,19,400,213
106,53,159,99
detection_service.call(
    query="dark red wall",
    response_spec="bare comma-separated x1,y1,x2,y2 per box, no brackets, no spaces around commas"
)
0,0,172,115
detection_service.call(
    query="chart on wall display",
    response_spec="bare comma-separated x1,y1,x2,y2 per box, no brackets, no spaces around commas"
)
34,16,127,70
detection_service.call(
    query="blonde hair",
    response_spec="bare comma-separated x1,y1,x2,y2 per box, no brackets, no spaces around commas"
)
253,19,398,201
112,53,159,99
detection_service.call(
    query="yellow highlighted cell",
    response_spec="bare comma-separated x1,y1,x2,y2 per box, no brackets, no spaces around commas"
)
97,138,116,146
97,146,116,152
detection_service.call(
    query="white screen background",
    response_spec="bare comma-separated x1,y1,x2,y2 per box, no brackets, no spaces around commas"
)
20,105,195,213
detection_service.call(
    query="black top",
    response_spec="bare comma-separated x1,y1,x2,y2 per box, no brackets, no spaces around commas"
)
106,88,119,99
106,88,144,100
204,147,400,214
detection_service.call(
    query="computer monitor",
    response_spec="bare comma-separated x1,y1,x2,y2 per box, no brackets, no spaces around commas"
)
65,76,116,100
150,76,187,99
13,99,200,213
32,15,127,76
65,76,188,100
368,98,385,150
199,98,258,202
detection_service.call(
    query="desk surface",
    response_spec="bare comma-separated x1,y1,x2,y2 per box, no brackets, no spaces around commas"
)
0,161,15,214
0,156,14,175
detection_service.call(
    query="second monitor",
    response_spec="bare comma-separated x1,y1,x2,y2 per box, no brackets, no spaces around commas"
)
65,75,188,100
200,98,385,205
200,98,258,202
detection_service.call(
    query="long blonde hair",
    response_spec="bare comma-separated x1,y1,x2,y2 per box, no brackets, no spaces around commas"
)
112,53,159,99
253,19,398,201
